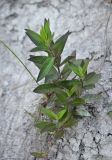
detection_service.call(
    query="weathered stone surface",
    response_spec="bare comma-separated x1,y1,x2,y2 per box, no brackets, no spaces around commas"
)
0,0,112,160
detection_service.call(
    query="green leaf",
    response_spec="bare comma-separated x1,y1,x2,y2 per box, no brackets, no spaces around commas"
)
45,67,59,83
40,107,67,121
73,98,85,106
61,63,72,79
40,19,53,45
83,72,101,86
30,46,48,52
35,121,51,129
60,55,76,66
57,79,81,90
29,55,58,82
55,89,68,104
69,82,82,97
60,50,76,66
58,111,71,128
41,123,56,133
37,57,54,82
73,59,83,66
41,108,57,120
57,108,67,120
81,59,90,75
25,29,44,46
31,152,48,158
83,84,95,90
62,59,83,79
75,108,91,117
35,121,56,133
69,62,84,78
56,79,82,97
40,26,47,42
33,83,58,93
53,31,71,56
44,19,52,37
29,55,48,69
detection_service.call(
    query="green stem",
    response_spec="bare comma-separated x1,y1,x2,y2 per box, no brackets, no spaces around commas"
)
0,39,37,82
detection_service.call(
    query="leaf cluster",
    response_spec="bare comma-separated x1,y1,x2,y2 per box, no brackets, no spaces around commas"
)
26,19,101,140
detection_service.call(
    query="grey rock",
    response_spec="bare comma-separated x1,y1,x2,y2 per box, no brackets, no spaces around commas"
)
0,0,112,160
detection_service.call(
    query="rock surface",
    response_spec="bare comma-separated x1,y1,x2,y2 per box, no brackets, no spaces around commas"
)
0,0,112,160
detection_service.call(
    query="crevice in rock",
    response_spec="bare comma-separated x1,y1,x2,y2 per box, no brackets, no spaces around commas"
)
37,0,50,8
8,0,18,9
107,133,112,136
93,136,101,155
5,13,18,20
78,134,86,160
21,0,50,8
71,24,88,34
49,3,61,13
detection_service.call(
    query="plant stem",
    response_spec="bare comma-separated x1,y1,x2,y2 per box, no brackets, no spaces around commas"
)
57,66,61,79
0,39,37,83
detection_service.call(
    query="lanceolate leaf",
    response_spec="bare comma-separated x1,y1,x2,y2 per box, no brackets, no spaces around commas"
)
25,29,44,46
45,67,59,82
81,59,90,75
28,55,48,68
58,112,71,128
60,55,76,66
53,31,71,56
57,79,81,90
60,50,76,66
35,121,52,129
44,19,52,37
69,62,84,78
83,84,95,90
57,108,67,120
37,57,54,82
33,83,58,93
69,82,82,97
40,19,53,45
30,46,48,52
72,59,82,66
41,107,67,121
35,121,56,133
41,108,57,120
73,98,85,106
55,89,68,103
83,72,101,86
61,63,72,79
61,59,82,79
41,123,56,133
29,55,58,82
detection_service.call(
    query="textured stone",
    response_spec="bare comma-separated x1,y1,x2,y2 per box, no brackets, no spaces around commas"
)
0,0,112,160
